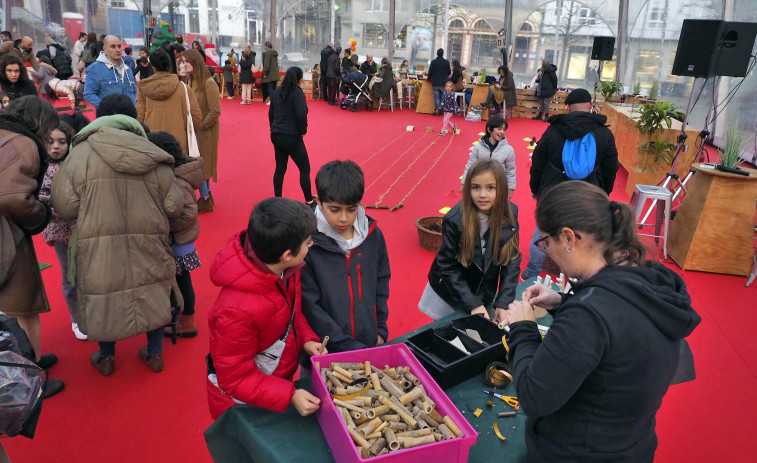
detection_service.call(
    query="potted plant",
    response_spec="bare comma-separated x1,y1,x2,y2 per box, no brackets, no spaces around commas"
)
597,80,623,104
633,80,641,95
648,80,659,100
717,121,751,173
631,100,683,136
639,138,675,172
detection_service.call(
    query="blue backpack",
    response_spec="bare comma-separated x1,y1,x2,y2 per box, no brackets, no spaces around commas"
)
561,132,597,180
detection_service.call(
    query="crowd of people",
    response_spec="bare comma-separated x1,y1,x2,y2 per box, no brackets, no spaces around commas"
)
0,28,701,463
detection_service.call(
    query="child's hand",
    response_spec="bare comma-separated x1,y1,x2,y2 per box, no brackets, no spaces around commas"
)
291,389,321,416
493,308,508,325
376,335,385,346
471,305,489,319
303,340,326,356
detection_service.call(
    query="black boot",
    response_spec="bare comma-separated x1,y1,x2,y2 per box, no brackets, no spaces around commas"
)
532,112,543,120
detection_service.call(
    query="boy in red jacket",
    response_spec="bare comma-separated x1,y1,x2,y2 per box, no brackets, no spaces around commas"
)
206,197,326,419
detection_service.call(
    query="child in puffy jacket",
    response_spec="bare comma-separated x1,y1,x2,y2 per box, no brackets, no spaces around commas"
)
460,115,516,199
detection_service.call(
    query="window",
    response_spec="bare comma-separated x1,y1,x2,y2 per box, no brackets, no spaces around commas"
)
395,25,408,50
110,1,125,7
449,19,464,29
189,9,199,34
649,6,666,29
173,14,186,35
366,0,387,13
472,34,498,67
578,7,597,26
187,0,198,7
363,23,387,48
207,11,220,33
474,20,491,31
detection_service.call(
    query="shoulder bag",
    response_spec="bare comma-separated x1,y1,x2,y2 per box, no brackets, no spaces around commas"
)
182,83,201,158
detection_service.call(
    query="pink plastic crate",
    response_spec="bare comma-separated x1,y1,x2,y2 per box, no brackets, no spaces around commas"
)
311,343,478,463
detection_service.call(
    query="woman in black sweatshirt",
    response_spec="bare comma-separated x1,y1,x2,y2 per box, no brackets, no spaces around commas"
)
268,66,313,204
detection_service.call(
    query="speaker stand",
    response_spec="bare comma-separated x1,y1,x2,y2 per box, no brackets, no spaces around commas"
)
591,59,604,110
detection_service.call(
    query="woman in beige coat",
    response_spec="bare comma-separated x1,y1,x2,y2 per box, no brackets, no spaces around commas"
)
137,48,202,156
0,96,65,397
181,49,221,213
51,114,184,376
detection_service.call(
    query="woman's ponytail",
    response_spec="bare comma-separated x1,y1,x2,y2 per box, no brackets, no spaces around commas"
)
605,201,648,266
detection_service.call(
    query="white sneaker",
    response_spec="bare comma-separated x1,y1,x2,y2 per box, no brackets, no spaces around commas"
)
266,101,270,106
72,322,87,340
226,97,234,100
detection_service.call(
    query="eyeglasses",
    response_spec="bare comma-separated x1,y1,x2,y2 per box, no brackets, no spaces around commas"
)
534,231,582,253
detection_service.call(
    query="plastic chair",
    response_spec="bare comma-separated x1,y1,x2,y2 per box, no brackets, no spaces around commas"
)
630,184,673,260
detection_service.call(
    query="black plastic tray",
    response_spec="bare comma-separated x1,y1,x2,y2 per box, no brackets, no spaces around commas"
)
406,315,509,388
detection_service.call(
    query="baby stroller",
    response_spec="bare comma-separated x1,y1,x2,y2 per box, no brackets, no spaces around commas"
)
339,70,373,112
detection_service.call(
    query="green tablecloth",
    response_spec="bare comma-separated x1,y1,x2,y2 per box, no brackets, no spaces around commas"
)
205,281,549,463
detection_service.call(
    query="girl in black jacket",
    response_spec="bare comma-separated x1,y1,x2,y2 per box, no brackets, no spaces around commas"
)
0,55,38,100
419,159,521,323
268,66,314,204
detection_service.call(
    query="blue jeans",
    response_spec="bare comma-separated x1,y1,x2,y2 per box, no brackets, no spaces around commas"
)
523,227,546,279
433,86,445,111
53,242,78,323
199,179,210,198
98,327,164,357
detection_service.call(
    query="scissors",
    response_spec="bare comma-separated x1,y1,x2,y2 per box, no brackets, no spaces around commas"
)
483,390,519,410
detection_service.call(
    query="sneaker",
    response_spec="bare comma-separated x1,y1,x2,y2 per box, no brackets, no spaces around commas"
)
240,100,246,104
42,378,65,399
90,350,115,376
139,347,164,373
36,353,58,370
72,322,87,340
439,131,447,136
452,124,458,134
266,101,271,106
226,96,234,100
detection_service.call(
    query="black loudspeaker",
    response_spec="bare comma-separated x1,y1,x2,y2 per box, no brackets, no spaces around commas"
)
712,22,757,77
672,20,723,77
591,36,615,60
672,19,757,78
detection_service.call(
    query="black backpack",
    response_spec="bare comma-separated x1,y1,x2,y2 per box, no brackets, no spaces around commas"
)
81,43,99,66
51,45,73,80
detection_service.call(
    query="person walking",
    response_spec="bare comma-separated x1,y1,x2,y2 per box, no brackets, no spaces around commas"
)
182,49,221,213
427,48,451,115
533,59,558,121
261,42,280,105
319,43,335,102
269,67,314,205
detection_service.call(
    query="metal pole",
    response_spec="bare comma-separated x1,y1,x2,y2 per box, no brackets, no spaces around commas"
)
656,0,669,93
270,0,277,47
616,0,628,82
442,0,450,51
144,0,152,50
553,0,562,67
210,0,218,46
388,0,395,61
505,0,514,68
330,0,335,45
1,0,8,38
83,0,89,35
168,2,175,32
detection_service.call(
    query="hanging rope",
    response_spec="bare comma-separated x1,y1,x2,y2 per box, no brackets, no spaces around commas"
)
389,132,457,211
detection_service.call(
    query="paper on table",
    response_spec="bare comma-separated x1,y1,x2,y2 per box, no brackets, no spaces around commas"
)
450,336,471,355
465,329,483,343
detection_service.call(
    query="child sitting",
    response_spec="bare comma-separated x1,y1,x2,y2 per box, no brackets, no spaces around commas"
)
460,115,516,199
301,160,391,353
207,197,325,419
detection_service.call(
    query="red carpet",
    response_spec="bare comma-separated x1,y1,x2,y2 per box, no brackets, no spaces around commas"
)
4,97,757,462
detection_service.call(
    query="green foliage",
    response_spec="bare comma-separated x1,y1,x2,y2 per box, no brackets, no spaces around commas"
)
150,21,176,53
633,80,641,94
649,81,659,100
719,119,751,169
639,138,676,172
597,80,623,101
632,100,683,136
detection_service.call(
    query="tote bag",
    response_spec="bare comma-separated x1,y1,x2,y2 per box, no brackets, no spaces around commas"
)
182,83,201,158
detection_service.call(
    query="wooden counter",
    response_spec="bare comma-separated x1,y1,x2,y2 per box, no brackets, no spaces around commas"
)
415,80,435,115
602,104,701,196
667,163,757,276
513,89,569,119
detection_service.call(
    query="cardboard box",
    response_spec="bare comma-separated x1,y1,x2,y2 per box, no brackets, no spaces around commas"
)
311,344,477,463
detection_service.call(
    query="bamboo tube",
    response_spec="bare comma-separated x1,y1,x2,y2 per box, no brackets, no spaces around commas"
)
345,385,365,394
370,365,384,376
359,447,371,459
438,424,454,440
383,367,401,380
422,400,435,414
419,411,441,428
442,416,464,438
380,395,418,428
357,417,382,435
395,428,432,438
378,447,389,455
399,386,425,405
370,372,382,391
332,371,352,383
365,431,381,440
384,428,400,451
333,398,365,414
379,414,400,422
345,408,356,429
414,415,430,429
364,390,389,399
404,371,421,386
373,421,389,435
337,406,349,426
368,437,386,456
387,421,409,431
325,371,344,389
351,411,362,420
320,368,328,384
332,365,352,378
365,404,390,419
433,432,443,442
400,377,412,390
428,408,444,423
379,376,406,399
333,362,363,370
353,414,370,425
348,426,370,448
364,361,371,377
326,380,333,389
398,435,436,448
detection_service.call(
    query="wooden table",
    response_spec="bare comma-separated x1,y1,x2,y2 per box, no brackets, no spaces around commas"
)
466,84,491,121
601,104,700,196
415,78,436,114
667,163,757,276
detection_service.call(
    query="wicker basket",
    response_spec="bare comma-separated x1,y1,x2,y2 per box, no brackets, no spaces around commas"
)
415,216,444,252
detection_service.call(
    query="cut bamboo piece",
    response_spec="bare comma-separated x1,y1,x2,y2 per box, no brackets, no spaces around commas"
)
333,365,354,380
348,426,370,448
379,414,400,422
325,371,344,389
384,428,400,451
379,395,418,429
442,416,463,438
395,428,432,438
419,411,440,428
399,386,425,405
438,424,454,440
398,435,436,448
368,437,386,456
333,398,365,414
365,404,389,419
379,376,405,399
370,373,382,391
364,361,371,377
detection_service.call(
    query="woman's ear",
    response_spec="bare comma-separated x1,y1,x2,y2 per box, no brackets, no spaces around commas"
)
560,227,576,244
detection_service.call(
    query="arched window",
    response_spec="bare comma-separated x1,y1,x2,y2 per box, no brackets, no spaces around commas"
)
449,19,464,29
474,20,491,31
520,23,533,32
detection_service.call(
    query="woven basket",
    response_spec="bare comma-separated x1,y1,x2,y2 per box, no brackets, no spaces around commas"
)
415,216,444,252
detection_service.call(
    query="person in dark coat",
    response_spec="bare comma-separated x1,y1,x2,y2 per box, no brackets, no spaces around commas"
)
371,57,394,100
319,43,334,102
523,88,619,280
359,55,378,77
533,59,558,121
0,54,38,100
269,67,313,203
238,52,255,104
427,48,451,115
506,180,700,462
326,47,341,105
